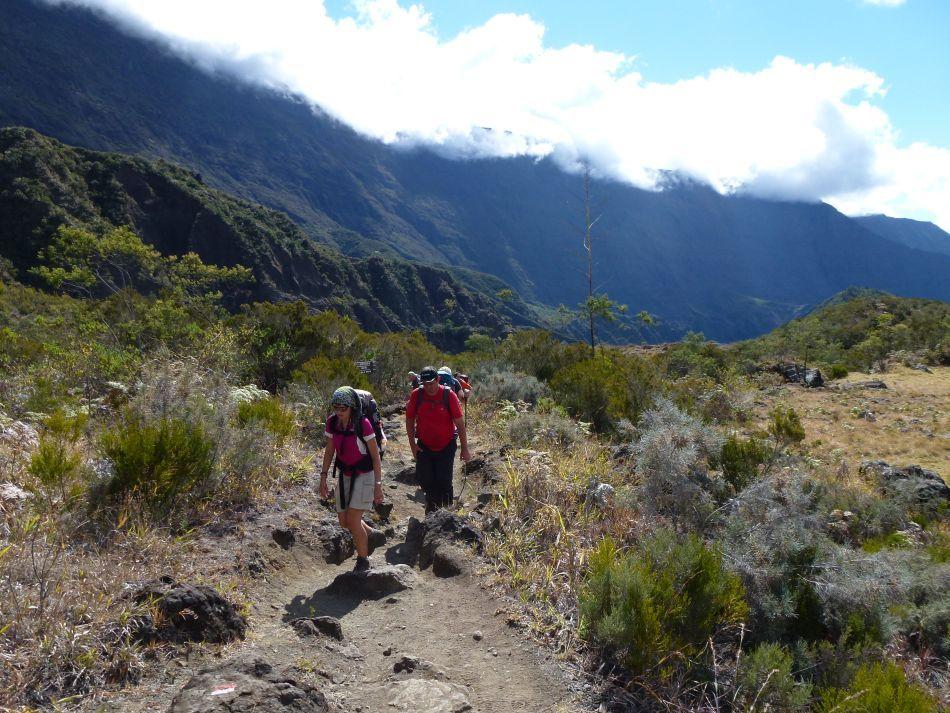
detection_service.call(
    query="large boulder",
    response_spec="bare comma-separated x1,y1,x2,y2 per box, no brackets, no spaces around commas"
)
291,616,343,641
327,564,416,599
130,577,246,644
168,658,330,712
776,363,823,387
389,464,418,485
313,520,355,564
406,511,481,576
463,454,504,484
860,461,949,504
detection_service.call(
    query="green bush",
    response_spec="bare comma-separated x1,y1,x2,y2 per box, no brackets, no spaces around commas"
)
579,532,747,677
720,433,770,491
99,417,215,514
292,354,370,392
28,437,83,505
817,661,937,713
828,363,850,379
737,643,811,712
236,397,296,445
769,406,805,445
551,353,658,432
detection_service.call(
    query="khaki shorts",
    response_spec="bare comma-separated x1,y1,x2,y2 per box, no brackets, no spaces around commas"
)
334,471,375,512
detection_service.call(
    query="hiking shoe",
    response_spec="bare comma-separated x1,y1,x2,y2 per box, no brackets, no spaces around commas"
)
353,556,370,572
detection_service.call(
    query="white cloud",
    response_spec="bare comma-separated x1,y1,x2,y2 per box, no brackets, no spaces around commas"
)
860,0,906,7
45,0,949,231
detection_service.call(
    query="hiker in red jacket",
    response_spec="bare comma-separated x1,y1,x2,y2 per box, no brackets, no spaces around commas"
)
405,366,471,512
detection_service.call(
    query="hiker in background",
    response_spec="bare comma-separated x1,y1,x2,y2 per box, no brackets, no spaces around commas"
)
437,365,461,395
319,386,383,572
455,373,472,403
408,371,420,390
406,366,471,512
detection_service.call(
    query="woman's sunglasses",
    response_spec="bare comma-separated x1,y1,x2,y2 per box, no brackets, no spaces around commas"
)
332,404,350,412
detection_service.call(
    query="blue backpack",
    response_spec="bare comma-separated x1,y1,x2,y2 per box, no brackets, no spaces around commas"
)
438,372,460,394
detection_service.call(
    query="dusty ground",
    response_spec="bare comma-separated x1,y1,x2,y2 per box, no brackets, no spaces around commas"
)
77,429,592,712
749,365,949,482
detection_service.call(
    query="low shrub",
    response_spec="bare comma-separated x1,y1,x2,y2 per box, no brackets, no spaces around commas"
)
769,405,805,446
236,397,296,445
817,661,937,713
476,370,547,405
291,354,370,393
579,531,747,678
635,398,722,531
27,437,84,508
98,416,215,516
505,411,585,448
719,433,770,491
828,363,850,379
737,642,811,712
551,353,658,433
723,471,833,644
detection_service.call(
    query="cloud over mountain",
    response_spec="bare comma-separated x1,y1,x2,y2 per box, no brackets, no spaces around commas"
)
44,0,949,230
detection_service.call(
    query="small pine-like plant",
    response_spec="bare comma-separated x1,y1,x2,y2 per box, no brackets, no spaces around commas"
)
737,643,811,711
236,397,296,445
579,531,747,678
720,433,770,491
99,416,215,514
28,437,83,506
817,661,937,713
769,405,805,446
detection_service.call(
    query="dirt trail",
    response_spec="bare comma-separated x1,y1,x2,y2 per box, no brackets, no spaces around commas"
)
85,434,591,712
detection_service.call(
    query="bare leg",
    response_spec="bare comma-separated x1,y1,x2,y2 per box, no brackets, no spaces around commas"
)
346,508,369,558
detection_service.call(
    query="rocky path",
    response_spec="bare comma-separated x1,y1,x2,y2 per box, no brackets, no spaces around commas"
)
83,434,591,713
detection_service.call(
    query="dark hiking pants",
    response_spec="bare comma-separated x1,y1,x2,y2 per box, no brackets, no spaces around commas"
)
415,439,457,512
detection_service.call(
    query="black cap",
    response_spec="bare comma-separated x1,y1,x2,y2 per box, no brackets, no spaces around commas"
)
419,366,438,382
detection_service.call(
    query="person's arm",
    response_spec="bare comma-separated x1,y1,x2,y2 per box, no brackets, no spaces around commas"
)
454,415,471,462
367,437,383,504
405,414,418,459
405,391,419,460
319,440,334,499
448,391,470,461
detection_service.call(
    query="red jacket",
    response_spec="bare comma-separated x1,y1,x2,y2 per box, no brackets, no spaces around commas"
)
406,385,463,451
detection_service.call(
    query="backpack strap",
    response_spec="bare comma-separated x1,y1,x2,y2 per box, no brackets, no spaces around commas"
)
412,385,451,414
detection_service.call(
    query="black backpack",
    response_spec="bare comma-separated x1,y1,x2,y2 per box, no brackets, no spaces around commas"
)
328,387,384,448
354,389,384,444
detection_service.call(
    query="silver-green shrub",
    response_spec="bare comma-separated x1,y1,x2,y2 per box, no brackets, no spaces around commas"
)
635,398,722,531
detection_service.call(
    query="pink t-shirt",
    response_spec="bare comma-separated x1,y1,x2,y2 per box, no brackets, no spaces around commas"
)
325,416,376,467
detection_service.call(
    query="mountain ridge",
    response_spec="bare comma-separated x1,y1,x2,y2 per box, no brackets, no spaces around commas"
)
1,0,948,342
0,125,540,346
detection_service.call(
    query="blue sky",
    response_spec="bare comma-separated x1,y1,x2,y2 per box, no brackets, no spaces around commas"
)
325,0,950,148
58,0,950,229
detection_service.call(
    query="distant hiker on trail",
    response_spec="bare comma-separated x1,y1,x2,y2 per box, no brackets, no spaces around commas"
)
319,386,383,572
437,365,461,395
406,366,471,513
408,371,420,390
455,373,472,402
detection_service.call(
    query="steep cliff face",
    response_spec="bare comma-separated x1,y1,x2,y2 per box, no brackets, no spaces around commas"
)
0,127,538,343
